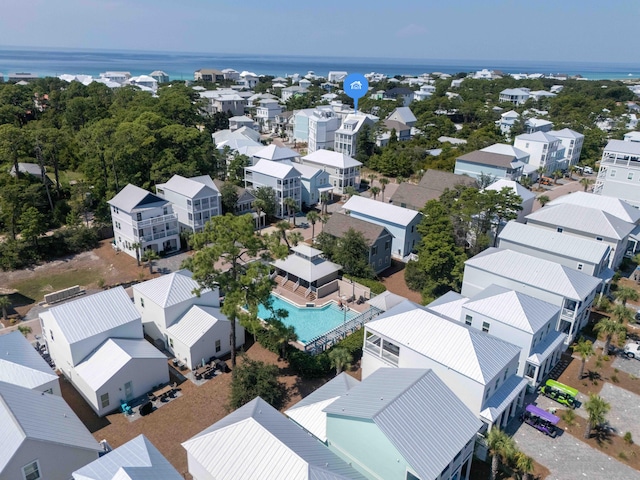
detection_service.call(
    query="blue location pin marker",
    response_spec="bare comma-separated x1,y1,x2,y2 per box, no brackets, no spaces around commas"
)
343,73,368,113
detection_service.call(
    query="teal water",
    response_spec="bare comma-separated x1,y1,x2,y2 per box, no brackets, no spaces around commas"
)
257,294,357,344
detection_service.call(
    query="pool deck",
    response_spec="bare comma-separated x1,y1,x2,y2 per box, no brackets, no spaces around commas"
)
272,284,371,314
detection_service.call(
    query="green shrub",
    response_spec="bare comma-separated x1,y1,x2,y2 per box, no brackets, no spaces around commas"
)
619,451,628,461
611,374,619,383
288,349,331,378
624,432,634,445
332,328,365,361
561,409,576,426
343,274,386,295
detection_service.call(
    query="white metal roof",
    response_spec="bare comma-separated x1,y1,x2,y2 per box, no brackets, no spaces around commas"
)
190,174,220,192
498,221,611,264
247,159,301,179
547,191,640,225
302,150,362,169
288,162,323,179
485,178,536,201
0,381,101,471
0,331,58,390
42,287,142,344
549,128,584,140
324,369,481,480
108,184,168,212
481,143,530,161
292,244,323,257
159,174,219,198
166,305,229,347
464,284,559,334
604,139,640,156
366,291,408,312
500,88,529,96
182,397,363,480
133,269,212,308
343,196,421,227
425,290,467,321
72,434,182,480
366,309,520,384
286,373,358,442
74,338,166,391
526,203,635,240
272,253,342,283
254,145,300,161
480,375,529,423
465,247,602,300
528,330,567,366
515,131,559,143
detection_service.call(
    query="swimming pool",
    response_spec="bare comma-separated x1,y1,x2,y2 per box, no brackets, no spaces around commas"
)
257,294,358,344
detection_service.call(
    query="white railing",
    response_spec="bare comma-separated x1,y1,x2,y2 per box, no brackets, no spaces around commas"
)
561,308,575,318
293,280,300,292
305,286,312,298
304,306,381,355
136,213,177,228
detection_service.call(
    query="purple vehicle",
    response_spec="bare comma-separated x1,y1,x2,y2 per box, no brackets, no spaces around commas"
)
520,404,559,437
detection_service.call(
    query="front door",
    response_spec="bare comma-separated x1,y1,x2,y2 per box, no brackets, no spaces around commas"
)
124,381,133,401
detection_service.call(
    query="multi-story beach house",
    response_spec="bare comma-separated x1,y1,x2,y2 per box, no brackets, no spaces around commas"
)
308,106,341,152
245,159,301,218
334,113,377,157
299,149,362,195
594,139,640,207
514,132,565,173
108,184,180,259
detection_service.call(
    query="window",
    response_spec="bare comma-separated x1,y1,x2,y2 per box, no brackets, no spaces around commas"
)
504,368,509,381
610,169,616,177
482,321,490,333
577,263,584,271
372,245,378,255
495,378,500,390
49,330,54,341
113,206,119,214
465,315,472,326
43,388,53,394
140,298,145,308
22,460,41,480
163,207,168,215
596,236,603,241
484,389,490,400
187,199,192,206
628,172,634,180
215,339,221,353
557,227,563,233
385,240,390,250
169,338,173,347
136,213,142,221
100,392,110,408
411,225,414,233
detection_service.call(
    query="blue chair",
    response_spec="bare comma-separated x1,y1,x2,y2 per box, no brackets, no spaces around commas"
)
120,400,133,415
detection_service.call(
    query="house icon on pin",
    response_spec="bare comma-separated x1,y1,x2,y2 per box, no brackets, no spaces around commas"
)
350,80,363,90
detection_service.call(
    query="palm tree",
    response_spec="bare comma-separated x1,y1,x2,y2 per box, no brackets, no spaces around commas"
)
519,176,533,189
536,166,545,186
611,304,634,324
379,177,389,201
306,210,320,240
320,191,329,214
615,286,639,307
320,214,330,232
287,231,303,247
131,242,142,267
370,186,381,200
552,169,563,184
580,177,594,192
276,220,291,249
0,296,11,322
594,316,627,355
573,337,594,379
568,165,578,179
283,197,298,226
537,195,550,207
272,321,297,360
253,198,267,233
18,325,32,337
515,451,535,480
344,186,358,199
486,428,514,480
584,393,610,439
328,347,352,375
141,249,160,274
367,173,377,187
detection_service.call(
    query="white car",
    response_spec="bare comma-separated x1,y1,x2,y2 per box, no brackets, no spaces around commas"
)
624,343,640,359
583,166,594,174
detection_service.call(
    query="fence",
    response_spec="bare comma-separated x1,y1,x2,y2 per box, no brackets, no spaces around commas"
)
304,306,382,355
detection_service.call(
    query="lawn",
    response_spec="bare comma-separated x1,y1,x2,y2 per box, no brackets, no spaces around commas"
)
10,267,103,302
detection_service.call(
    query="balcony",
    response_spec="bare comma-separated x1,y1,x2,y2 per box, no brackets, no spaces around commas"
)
561,308,576,319
139,228,179,242
135,213,178,229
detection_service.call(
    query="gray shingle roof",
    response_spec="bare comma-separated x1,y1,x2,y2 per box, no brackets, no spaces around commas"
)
465,247,602,300
42,287,141,344
324,369,481,480
72,434,182,480
0,382,101,470
457,150,521,168
390,182,441,210
418,169,478,191
323,213,392,246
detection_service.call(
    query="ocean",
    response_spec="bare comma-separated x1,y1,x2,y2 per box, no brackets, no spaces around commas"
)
0,47,639,81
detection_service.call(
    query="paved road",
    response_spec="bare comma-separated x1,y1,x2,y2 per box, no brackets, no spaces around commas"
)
531,177,585,212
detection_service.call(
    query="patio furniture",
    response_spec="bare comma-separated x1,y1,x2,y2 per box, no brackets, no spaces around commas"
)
151,384,173,401
120,400,133,415
139,401,153,416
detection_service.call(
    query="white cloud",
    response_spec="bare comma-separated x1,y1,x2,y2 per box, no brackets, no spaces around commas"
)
396,23,427,38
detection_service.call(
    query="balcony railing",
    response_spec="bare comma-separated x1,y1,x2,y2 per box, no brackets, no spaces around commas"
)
139,228,179,242
136,213,178,228
561,308,576,318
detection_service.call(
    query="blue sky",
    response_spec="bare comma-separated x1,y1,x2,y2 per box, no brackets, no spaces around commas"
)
0,0,637,63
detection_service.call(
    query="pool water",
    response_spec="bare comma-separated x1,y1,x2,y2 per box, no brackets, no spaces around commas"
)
257,294,358,344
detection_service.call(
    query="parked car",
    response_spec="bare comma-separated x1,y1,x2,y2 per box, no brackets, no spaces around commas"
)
583,166,594,174
623,343,640,359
